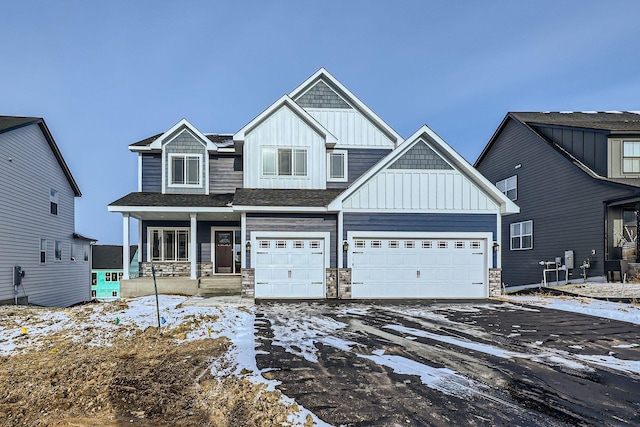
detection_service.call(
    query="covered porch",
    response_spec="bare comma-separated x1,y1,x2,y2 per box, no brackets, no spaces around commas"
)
605,196,640,281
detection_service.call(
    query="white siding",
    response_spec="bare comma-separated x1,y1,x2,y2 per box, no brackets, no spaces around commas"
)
343,169,500,212
305,108,395,148
244,106,326,189
0,124,90,307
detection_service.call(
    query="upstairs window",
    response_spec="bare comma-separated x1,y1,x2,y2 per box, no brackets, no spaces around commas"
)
50,189,58,215
40,239,46,264
496,175,517,200
262,147,307,177
54,240,62,261
170,154,201,186
623,141,640,173
327,150,348,182
510,220,533,250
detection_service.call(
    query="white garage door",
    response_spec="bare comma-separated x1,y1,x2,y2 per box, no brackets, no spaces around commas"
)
254,238,325,298
351,238,487,298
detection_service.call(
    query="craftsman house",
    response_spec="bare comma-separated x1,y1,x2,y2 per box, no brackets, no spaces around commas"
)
109,69,518,299
0,116,94,307
475,112,640,287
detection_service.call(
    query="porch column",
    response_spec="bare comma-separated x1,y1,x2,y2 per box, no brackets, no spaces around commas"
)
122,213,131,280
636,204,640,263
190,213,197,280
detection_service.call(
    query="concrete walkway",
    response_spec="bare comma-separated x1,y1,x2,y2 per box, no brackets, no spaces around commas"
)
179,295,253,307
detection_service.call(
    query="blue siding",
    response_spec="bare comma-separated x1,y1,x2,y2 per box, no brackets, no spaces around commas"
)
141,153,161,192
327,148,391,189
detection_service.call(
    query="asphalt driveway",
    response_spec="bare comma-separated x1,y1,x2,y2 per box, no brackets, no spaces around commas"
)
254,300,640,427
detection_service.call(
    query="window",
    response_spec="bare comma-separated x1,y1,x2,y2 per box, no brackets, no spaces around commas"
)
327,150,348,182
422,241,432,249
455,241,465,249
275,241,287,249
371,240,382,248
438,241,448,249
404,241,415,248
54,241,62,261
91,272,97,286
50,189,58,215
84,245,89,262
262,147,307,177
105,272,111,282
259,240,270,249
40,239,46,264
623,141,640,173
70,244,76,261
149,228,190,261
471,241,481,250
388,240,399,248
496,175,517,200
170,154,201,186
354,240,365,248
511,220,533,250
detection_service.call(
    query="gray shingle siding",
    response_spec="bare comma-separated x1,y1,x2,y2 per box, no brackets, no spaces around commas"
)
164,131,207,195
476,118,639,287
0,123,90,307
209,155,243,194
141,153,161,192
295,81,352,109
389,142,452,170
327,148,391,189
246,214,338,268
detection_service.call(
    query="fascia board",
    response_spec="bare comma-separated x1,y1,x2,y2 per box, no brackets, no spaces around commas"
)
231,205,329,213
108,206,233,213
233,95,338,144
289,68,403,145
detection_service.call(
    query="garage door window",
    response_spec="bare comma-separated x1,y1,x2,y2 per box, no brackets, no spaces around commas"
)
388,240,399,248
404,241,415,248
438,241,448,249
510,220,533,250
422,241,432,249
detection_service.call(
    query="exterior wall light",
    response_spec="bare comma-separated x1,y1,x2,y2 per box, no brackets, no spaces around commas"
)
246,241,251,252
343,240,349,252
493,242,500,252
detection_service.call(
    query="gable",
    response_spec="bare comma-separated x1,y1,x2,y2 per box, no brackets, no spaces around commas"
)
388,140,453,170
296,80,352,109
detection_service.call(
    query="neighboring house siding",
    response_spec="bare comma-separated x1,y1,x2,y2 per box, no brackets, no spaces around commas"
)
210,155,243,194
141,153,161,193
246,214,338,268
534,125,609,177
476,118,636,286
327,148,390,189
0,124,90,307
164,130,207,195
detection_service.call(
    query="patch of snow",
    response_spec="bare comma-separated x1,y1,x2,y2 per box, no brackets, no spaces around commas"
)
612,343,639,349
576,355,640,375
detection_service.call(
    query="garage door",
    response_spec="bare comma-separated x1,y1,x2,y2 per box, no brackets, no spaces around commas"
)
254,238,325,298
351,238,487,298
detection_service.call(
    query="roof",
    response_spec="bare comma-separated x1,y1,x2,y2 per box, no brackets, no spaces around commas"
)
129,130,233,148
109,192,234,207
0,115,82,196
92,245,137,269
73,232,97,242
510,111,640,132
233,188,343,207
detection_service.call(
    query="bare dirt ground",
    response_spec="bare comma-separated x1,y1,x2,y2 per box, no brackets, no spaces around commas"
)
0,301,308,427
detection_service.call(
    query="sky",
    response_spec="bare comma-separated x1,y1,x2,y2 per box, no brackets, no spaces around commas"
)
1,1,639,244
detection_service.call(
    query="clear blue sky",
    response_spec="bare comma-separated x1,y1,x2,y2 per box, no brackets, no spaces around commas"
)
2,1,639,244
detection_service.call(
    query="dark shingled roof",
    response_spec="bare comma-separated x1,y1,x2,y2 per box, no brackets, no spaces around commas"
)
0,115,40,133
233,188,343,207
511,112,640,132
92,245,137,270
109,192,234,207
129,132,233,147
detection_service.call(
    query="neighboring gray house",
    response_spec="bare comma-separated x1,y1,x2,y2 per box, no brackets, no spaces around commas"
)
109,69,518,299
475,112,640,287
0,116,94,306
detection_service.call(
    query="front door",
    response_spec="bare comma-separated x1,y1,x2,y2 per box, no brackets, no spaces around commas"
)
215,231,234,274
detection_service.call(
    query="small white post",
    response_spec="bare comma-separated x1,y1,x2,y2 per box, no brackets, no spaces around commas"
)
190,213,197,280
122,213,131,280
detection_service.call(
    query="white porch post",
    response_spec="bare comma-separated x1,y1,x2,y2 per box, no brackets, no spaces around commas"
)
190,213,197,280
122,213,131,280
241,212,247,269
337,211,344,269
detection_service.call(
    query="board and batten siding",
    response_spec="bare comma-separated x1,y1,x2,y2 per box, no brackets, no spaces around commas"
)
534,125,609,177
476,118,636,287
304,108,396,148
343,169,500,211
163,129,207,195
210,155,243,194
0,123,91,307
141,153,161,192
326,148,390,189
243,106,326,189
245,214,338,268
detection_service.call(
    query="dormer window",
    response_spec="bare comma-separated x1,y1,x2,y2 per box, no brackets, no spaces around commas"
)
262,147,307,177
623,141,640,173
327,150,348,182
170,154,201,186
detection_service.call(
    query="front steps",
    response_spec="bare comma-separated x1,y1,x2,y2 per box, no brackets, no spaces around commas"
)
198,276,242,297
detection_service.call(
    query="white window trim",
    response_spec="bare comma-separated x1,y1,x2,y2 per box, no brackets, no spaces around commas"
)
622,140,640,174
261,147,308,178
147,227,191,262
510,220,533,250
496,175,517,201
50,189,59,216
168,153,203,188
327,149,348,182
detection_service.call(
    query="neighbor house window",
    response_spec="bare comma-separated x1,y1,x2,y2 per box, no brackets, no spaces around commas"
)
54,240,62,261
84,245,89,261
623,141,640,173
40,239,46,264
510,220,533,250
327,150,348,182
496,175,517,200
262,147,307,177
50,189,58,215
149,228,190,261
170,154,201,186
70,243,77,261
